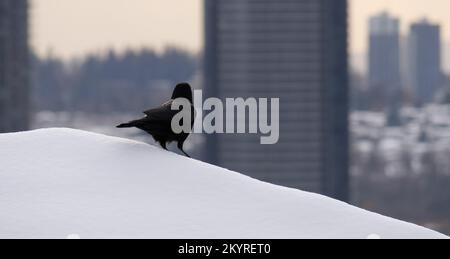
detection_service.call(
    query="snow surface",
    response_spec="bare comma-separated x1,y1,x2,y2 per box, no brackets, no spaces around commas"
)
0,128,447,239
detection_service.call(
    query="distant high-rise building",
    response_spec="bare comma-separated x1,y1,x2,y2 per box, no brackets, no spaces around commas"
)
204,0,349,201
368,12,401,94
0,0,30,132
408,19,442,104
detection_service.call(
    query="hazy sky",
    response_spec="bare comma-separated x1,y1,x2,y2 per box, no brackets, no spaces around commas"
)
31,0,203,59
31,0,450,60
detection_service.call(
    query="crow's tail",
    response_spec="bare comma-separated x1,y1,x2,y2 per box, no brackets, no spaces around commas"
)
116,122,135,128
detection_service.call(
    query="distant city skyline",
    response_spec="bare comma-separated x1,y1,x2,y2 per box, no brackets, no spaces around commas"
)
31,0,450,69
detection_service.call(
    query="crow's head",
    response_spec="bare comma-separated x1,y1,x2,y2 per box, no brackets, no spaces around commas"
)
171,83,193,103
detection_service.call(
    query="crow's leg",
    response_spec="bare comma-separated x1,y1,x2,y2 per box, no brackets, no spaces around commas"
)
159,141,168,150
177,141,190,158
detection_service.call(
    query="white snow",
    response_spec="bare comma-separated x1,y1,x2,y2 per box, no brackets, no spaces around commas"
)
0,128,447,239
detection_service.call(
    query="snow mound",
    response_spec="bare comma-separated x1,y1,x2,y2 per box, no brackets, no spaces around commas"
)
0,128,446,239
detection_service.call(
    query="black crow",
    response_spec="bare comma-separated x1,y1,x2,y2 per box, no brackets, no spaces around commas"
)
117,83,195,157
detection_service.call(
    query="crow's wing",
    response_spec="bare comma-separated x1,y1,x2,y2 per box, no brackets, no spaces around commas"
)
143,100,178,121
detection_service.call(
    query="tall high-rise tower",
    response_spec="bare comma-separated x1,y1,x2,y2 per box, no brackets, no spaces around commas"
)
0,0,30,132
204,0,349,201
368,12,401,93
408,19,442,104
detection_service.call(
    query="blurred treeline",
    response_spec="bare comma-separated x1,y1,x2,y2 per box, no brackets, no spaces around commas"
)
31,47,199,113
